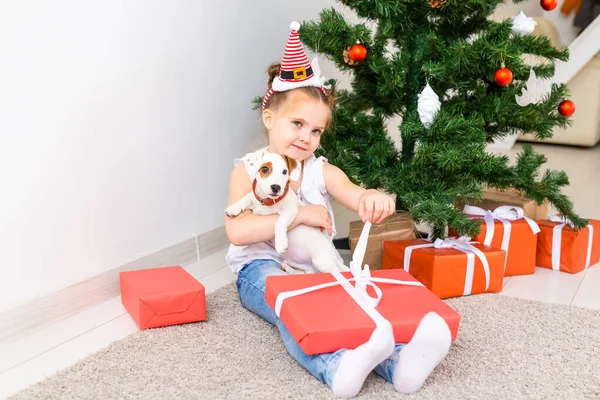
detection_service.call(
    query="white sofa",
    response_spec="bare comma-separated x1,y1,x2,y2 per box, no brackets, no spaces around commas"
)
517,17,600,147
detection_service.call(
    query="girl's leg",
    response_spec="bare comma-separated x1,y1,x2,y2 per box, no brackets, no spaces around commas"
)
373,312,452,394
236,259,395,398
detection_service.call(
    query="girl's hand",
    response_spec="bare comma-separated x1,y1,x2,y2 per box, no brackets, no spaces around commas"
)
358,189,395,224
294,205,333,236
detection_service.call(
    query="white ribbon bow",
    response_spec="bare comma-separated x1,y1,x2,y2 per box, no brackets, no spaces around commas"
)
274,221,425,328
548,214,575,227
463,205,540,272
403,236,491,296
547,215,594,271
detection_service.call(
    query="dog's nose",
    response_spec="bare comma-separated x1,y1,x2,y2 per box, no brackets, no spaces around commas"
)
271,184,281,194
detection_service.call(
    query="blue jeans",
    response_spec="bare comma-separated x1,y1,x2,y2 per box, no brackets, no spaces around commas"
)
236,259,404,388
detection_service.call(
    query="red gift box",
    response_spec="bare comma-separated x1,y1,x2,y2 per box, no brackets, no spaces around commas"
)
381,238,506,299
454,205,541,276
120,266,206,329
265,269,461,355
536,217,600,273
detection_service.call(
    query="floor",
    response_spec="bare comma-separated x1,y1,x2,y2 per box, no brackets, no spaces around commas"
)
1,142,599,399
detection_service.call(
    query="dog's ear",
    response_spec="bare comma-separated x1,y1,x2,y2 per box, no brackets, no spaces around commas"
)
283,155,297,173
283,155,300,181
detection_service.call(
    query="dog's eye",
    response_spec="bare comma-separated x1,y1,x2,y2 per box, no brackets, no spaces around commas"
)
261,166,269,174
282,169,288,175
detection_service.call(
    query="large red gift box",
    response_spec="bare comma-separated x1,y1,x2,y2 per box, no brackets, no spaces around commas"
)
120,266,206,329
265,269,461,355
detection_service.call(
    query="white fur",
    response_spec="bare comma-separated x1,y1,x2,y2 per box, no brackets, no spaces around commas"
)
225,152,349,274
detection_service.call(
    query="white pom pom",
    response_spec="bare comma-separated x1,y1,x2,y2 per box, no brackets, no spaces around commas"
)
290,21,300,31
418,83,441,129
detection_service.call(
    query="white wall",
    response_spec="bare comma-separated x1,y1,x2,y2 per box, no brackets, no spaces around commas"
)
0,0,341,312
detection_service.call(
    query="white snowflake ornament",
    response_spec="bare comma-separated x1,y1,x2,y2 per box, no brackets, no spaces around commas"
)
511,12,537,35
515,68,553,106
418,83,441,128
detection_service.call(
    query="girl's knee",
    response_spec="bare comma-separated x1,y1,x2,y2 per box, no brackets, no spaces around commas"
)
239,259,286,282
237,259,286,294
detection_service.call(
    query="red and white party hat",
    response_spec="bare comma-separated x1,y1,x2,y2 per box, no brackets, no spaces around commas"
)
262,21,327,110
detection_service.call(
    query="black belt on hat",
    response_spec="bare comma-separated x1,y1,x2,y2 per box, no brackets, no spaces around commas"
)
280,66,313,80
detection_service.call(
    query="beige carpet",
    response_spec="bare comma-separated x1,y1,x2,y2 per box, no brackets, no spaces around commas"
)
11,283,600,400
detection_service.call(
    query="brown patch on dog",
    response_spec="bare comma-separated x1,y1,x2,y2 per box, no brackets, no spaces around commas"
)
282,155,298,176
258,162,273,178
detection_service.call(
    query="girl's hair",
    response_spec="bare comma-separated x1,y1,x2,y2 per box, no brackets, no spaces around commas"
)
263,62,337,128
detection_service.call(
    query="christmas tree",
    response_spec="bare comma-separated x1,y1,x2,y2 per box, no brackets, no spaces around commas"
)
292,0,587,239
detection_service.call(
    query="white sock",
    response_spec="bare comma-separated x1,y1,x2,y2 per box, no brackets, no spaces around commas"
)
392,312,452,394
331,320,395,398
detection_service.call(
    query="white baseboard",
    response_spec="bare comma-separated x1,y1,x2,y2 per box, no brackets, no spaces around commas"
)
0,226,229,347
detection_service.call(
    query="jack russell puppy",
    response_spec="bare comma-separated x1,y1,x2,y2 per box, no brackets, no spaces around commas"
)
225,152,349,274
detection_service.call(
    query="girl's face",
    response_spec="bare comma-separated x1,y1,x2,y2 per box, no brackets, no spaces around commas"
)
262,90,331,162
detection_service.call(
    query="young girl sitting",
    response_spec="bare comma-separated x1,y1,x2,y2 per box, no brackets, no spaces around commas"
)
225,21,452,399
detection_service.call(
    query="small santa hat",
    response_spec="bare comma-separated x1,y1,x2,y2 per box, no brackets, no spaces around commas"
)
262,21,327,110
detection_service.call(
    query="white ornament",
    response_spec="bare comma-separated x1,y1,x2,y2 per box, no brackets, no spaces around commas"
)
311,56,332,89
515,68,553,106
511,12,537,35
418,83,441,128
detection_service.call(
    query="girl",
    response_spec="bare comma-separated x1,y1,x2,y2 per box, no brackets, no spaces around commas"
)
225,22,452,399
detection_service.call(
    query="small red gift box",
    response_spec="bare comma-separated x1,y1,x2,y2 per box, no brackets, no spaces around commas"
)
536,217,600,274
120,266,206,329
265,269,461,355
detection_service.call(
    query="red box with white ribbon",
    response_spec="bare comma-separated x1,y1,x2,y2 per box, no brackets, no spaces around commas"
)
536,216,600,274
264,221,461,356
265,268,461,355
381,237,506,299
457,205,541,276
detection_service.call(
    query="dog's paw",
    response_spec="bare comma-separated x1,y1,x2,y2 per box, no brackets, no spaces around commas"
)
225,205,243,218
275,236,288,255
280,261,296,274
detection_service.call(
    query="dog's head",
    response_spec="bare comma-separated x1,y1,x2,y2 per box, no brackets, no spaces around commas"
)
253,152,299,201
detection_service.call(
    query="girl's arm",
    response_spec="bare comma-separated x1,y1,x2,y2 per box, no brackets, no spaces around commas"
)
323,163,395,223
224,164,332,246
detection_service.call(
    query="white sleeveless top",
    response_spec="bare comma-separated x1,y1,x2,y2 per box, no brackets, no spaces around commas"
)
225,146,338,273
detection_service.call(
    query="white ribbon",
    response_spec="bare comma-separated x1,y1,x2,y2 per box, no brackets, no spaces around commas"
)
463,205,541,272
548,215,594,271
274,221,425,328
403,236,491,296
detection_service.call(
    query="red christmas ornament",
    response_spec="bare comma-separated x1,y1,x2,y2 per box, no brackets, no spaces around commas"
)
494,66,513,87
540,0,558,11
558,99,576,117
348,42,367,62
